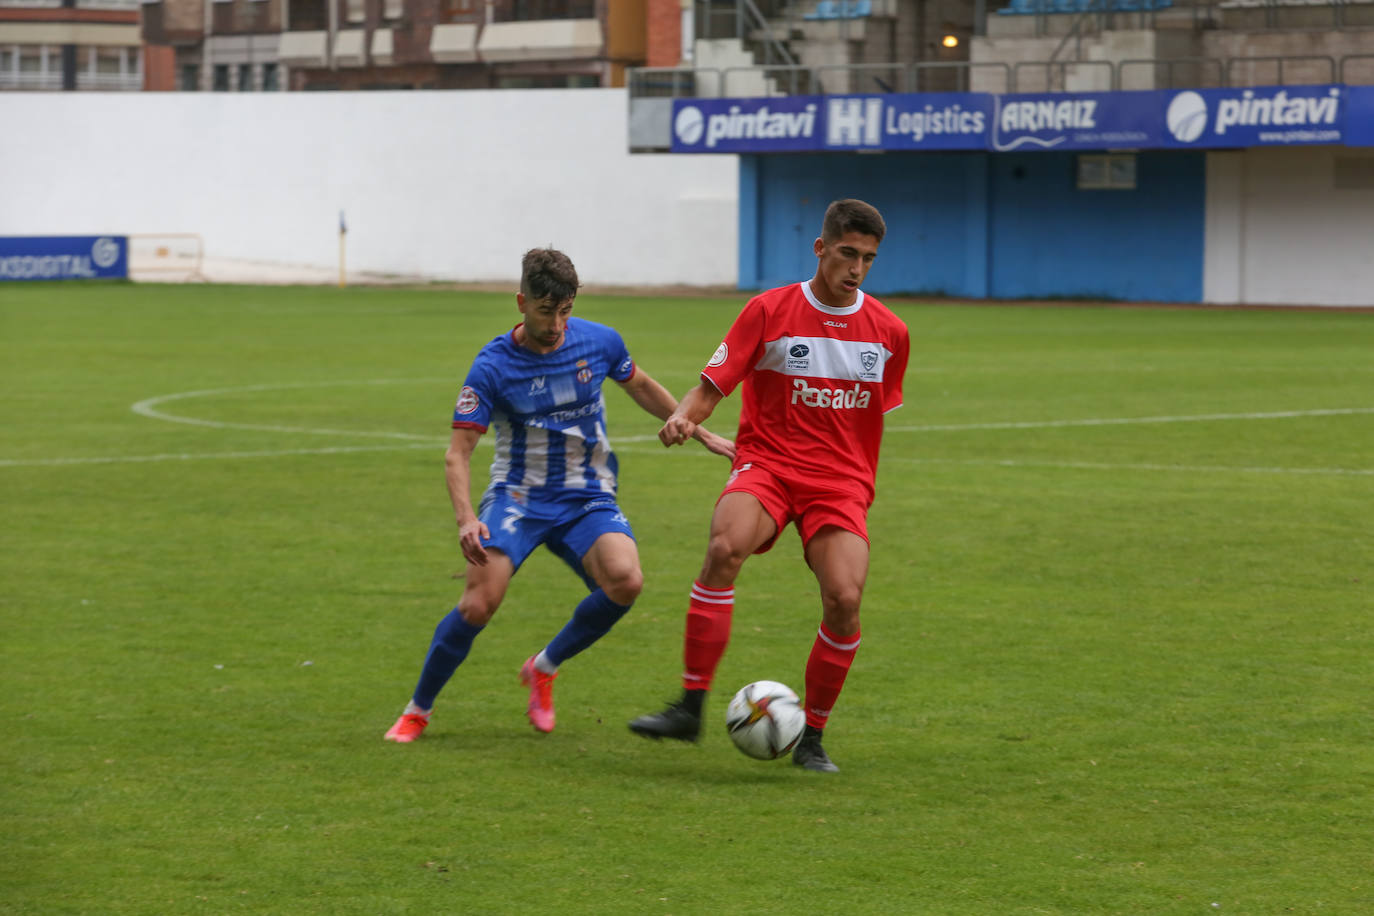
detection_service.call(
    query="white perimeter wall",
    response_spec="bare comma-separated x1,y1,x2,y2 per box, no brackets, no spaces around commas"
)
1205,147,1374,307
0,90,738,287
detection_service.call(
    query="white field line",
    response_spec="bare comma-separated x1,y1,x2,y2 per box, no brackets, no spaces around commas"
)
129,380,446,441
888,406,1374,433
0,381,1368,474
879,454,1374,477
0,442,440,467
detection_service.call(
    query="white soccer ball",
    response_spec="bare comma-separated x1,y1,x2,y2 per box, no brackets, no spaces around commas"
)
725,680,806,760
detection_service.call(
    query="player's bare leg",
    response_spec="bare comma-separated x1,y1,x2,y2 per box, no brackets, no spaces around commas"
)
629,493,776,742
793,527,870,772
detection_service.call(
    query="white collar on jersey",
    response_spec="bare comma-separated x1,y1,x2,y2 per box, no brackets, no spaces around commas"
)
801,279,864,315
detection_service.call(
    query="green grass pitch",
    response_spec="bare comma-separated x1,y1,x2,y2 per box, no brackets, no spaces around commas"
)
2,281,1371,914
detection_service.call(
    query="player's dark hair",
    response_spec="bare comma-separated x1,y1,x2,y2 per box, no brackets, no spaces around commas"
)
821,199,886,244
520,247,580,305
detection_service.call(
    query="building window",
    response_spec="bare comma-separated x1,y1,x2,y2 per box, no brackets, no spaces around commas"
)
499,0,594,19
439,0,473,20
262,62,279,91
180,63,198,90
1077,153,1136,191
213,63,229,91
346,0,365,23
496,73,599,89
383,0,402,18
96,47,122,75
238,63,253,91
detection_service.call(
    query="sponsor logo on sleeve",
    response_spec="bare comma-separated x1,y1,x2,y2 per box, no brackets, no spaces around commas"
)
455,386,480,415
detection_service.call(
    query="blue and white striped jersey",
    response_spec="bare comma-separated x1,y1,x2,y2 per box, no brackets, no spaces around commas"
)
452,317,636,503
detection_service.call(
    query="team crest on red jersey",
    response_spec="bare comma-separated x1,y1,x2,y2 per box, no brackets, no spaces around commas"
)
707,343,728,368
455,386,480,414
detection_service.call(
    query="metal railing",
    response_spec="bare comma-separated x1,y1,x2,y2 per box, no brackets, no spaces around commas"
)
1013,58,1114,92
990,0,1374,35
1225,54,1337,86
629,53,1374,99
1119,57,1225,90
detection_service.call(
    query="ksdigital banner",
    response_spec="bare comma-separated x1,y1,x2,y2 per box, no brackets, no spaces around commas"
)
670,84,1353,154
0,235,128,281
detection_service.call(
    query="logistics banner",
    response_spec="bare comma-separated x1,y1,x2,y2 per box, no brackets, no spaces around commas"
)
824,93,990,151
0,236,128,281
670,84,1352,154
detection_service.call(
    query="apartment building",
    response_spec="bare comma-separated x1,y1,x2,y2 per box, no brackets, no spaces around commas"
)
0,0,144,90
138,0,664,90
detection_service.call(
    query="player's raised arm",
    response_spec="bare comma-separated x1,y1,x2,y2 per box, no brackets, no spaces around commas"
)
617,369,734,460
444,426,490,566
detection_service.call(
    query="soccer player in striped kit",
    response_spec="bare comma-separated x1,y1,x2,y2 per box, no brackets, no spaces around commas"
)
629,200,909,772
385,248,734,743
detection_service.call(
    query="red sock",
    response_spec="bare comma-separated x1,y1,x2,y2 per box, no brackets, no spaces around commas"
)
804,622,861,729
682,581,733,691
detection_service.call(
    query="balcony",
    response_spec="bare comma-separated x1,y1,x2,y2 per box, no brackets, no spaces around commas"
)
277,28,326,65
430,22,479,62
477,19,603,62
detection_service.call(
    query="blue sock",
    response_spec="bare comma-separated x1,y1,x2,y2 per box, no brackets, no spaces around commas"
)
543,589,632,667
412,607,484,710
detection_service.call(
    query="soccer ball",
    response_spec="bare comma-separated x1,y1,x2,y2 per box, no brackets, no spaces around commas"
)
725,680,806,760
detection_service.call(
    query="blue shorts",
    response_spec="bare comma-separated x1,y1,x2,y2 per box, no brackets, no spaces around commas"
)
477,489,635,590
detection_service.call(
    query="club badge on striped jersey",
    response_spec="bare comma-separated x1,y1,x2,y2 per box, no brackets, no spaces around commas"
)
455,386,479,415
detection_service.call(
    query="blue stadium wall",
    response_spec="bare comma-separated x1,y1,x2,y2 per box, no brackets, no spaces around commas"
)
739,150,1206,302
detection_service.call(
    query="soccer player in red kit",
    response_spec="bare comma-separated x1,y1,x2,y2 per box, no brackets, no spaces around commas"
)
629,199,909,772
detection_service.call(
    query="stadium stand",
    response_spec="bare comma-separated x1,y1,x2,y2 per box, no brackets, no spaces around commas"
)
803,0,873,20
997,0,1171,12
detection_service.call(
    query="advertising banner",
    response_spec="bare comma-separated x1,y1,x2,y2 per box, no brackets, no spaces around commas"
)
824,93,991,151
671,85,1353,154
670,96,823,153
0,235,128,282
1155,85,1343,148
1341,85,1374,146
990,91,1155,152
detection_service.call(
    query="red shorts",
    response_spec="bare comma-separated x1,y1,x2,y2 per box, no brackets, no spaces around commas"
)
720,461,872,554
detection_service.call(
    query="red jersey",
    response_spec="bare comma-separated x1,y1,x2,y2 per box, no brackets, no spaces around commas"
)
702,280,909,503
